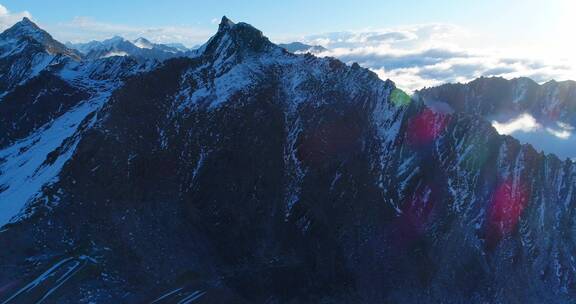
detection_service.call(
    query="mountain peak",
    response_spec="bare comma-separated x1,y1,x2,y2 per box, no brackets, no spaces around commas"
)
219,16,236,31
202,16,274,58
20,17,36,26
4,17,48,40
0,17,82,60
134,37,151,43
105,36,126,43
133,37,154,49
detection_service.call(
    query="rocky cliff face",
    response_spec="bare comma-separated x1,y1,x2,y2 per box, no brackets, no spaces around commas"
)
0,17,575,303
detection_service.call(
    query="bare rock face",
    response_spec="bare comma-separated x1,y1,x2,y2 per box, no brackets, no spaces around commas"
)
1,17,576,303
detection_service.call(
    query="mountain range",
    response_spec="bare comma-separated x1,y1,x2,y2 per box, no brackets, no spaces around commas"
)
277,42,327,54
65,36,192,61
1,16,576,303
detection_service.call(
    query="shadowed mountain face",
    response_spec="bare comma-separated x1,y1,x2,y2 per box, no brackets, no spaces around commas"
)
1,17,576,303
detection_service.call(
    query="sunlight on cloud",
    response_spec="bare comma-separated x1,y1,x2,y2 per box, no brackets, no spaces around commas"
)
301,24,576,92
545,122,574,139
492,114,574,140
492,113,541,135
546,127,571,139
491,114,576,159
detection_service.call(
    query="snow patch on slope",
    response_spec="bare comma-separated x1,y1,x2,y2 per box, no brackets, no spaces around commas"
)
133,38,153,49
0,91,110,227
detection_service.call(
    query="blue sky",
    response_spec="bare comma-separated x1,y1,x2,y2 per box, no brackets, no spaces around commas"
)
0,0,571,43
0,1,574,91
3,1,496,30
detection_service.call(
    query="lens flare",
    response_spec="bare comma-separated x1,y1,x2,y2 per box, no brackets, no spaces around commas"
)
486,179,530,249
390,88,411,107
407,108,450,147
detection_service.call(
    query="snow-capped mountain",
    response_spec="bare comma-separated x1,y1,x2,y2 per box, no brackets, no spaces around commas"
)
0,17,82,60
0,17,83,93
1,16,576,303
132,37,155,49
66,36,189,61
0,18,155,236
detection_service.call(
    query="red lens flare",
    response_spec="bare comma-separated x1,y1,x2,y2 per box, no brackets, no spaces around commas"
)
486,178,530,249
407,108,450,147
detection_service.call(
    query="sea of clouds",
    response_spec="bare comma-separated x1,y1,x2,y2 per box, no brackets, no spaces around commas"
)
298,24,575,92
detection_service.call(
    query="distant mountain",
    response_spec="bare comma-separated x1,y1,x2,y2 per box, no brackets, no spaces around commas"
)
278,41,327,54
417,77,576,159
165,42,190,52
1,16,576,304
66,36,188,61
417,77,576,124
132,37,154,49
0,17,82,60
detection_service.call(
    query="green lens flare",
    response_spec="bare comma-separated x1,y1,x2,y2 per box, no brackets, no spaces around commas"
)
390,88,411,107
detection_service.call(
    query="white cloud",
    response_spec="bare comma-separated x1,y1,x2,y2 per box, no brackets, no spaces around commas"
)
492,113,541,135
546,127,571,139
299,24,576,92
0,4,31,31
492,113,574,140
492,114,576,159
545,121,574,139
